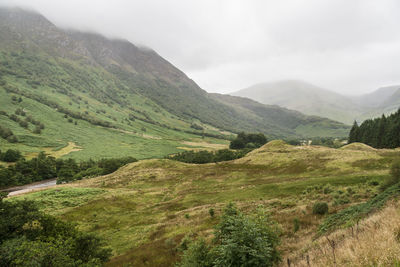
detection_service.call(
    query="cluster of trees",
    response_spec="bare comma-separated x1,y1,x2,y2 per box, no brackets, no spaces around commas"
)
349,109,400,148
229,132,267,149
0,150,137,188
0,194,111,265
176,203,281,267
0,149,22,162
0,124,18,143
166,149,250,164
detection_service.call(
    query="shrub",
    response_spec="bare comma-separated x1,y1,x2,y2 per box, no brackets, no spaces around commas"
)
33,126,41,134
19,120,28,128
209,208,215,218
293,218,300,233
176,239,213,267
368,180,379,186
312,202,329,215
6,135,18,143
190,123,204,131
323,184,333,194
177,203,281,267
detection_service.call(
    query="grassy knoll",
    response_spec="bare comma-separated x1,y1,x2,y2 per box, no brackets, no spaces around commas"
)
10,141,400,266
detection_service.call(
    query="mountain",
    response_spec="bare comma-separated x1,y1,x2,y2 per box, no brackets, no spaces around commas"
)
233,80,400,124
232,80,365,124
350,85,400,108
0,8,349,159
210,93,348,138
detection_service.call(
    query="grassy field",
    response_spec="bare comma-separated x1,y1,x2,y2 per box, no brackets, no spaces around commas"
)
9,141,400,266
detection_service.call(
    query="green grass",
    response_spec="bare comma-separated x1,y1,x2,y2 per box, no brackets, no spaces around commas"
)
10,141,398,266
9,187,106,215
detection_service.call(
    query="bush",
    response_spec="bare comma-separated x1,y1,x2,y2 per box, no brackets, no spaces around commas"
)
177,203,281,267
312,202,329,215
323,184,333,194
6,135,18,143
209,208,215,218
176,239,213,267
0,125,15,141
293,218,300,233
19,120,29,128
33,126,41,134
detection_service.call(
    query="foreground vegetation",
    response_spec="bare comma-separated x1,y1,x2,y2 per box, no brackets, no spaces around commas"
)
10,140,400,266
0,193,111,266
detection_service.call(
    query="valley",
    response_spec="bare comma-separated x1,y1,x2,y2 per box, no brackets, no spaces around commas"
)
10,141,400,266
0,5,399,267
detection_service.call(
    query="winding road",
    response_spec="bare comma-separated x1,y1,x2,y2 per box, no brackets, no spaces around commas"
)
2,179,57,196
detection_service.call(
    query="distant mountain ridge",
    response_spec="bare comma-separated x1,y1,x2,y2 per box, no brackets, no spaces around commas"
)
232,80,400,124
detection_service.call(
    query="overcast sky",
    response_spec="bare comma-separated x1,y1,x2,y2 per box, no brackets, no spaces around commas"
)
1,0,400,95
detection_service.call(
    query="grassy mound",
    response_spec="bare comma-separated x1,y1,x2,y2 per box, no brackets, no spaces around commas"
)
341,142,376,152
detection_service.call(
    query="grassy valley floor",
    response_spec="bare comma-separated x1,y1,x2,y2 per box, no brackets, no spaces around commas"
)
10,141,400,266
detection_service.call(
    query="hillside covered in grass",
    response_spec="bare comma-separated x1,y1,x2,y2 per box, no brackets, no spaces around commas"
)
0,8,349,160
11,140,400,266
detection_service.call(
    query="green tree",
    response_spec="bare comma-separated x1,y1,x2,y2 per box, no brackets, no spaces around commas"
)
348,121,359,143
3,149,21,162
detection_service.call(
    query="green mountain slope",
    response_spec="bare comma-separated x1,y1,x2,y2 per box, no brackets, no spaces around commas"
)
0,8,349,159
210,93,349,137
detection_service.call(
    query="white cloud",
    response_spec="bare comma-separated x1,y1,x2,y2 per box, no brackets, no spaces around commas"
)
1,0,399,94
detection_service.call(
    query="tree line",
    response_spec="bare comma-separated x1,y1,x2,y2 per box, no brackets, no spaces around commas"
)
166,149,251,164
348,108,400,148
167,132,267,164
229,132,267,149
0,150,137,188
